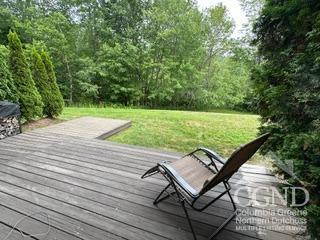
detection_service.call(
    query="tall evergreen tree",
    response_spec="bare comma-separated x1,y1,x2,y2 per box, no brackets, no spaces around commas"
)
253,0,320,237
31,48,52,116
40,49,64,117
7,31,43,120
0,45,17,102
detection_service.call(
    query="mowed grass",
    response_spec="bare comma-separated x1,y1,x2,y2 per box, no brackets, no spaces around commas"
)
61,107,262,163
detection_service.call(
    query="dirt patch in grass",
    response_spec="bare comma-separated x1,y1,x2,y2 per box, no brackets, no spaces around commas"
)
22,118,64,132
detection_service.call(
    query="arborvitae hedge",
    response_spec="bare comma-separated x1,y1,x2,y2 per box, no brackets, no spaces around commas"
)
7,31,43,120
40,49,64,117
253,0,320,237
31,48,52,116
0,45,17,102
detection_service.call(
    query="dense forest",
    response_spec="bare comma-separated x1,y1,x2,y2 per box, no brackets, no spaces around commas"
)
0,0,254,109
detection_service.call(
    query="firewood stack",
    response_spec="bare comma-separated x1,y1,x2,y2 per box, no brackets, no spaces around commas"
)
0,101,21,140
0,116,21,139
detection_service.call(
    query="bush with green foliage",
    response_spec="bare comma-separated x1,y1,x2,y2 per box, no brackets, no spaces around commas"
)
0,44,17,102
31,48,52,116
96,42,142,105
40,49,64,117
7,31,43,120
253,0,320,237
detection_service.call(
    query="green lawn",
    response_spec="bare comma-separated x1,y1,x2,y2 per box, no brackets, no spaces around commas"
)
60,107,262,163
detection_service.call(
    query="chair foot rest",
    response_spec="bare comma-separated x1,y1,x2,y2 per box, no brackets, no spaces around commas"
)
141,165,160,179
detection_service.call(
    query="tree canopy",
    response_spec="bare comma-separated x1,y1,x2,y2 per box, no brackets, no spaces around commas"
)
0,0,253,110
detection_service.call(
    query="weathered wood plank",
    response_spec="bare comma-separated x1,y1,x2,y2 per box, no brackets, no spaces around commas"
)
0,155,298,237
0,137,279,185
0,223,22,240
0,205,82,240
0,149,285,207
0,131,297,240
0,167,262,240
30,117,131,139
22,131,273,175
0,192,124,240
0,155,294,224
0,162,299,238
19,134,276,181
0,180,171,240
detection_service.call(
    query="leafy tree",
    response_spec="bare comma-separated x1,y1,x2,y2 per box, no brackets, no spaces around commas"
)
201,56,251,109
101,0,150,44
7,31,43,120
74,57,99,102
202,4,234,84
40,49,64,117
143,0,204,107
253,0,320,237
96,42,142,105
0,8,16,45
1,0,252,110
1,0,35,21
0,45,17,102
29,13,77,103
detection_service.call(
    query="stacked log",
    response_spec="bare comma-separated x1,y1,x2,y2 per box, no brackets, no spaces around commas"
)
0,116,21,140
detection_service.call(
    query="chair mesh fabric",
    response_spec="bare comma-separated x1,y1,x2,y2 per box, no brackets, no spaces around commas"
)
169,155,216,194
201,133,270,194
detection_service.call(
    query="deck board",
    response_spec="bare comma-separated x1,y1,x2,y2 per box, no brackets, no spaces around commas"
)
0,131,298,240
30,116,131,139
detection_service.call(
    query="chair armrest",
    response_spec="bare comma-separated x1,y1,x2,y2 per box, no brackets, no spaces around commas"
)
194,147,226,165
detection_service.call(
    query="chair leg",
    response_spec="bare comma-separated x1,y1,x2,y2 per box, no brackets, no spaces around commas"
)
180,193,237,240
227,190,237,211
208,209,237,239
171,178,198,240
181,200,197,240
153,177,237,239
208,183,238,239
224,181,237,211
153,183,171,205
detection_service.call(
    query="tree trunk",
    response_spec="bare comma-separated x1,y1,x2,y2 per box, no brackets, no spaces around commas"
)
64,55,73,104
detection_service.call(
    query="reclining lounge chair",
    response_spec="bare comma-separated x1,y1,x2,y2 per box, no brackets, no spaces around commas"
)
141,133,270,240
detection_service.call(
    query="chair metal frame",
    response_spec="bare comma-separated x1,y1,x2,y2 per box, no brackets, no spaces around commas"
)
141,133,270,240
141,148,237,240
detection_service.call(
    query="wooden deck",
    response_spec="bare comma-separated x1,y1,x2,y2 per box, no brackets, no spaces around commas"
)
31,116,131,139
0,131,300,240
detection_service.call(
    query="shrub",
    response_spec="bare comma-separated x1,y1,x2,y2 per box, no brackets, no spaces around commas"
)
40,49,64,117
0,44,17,102
31,48,52,116
7,31,43,120
252,0,320,237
